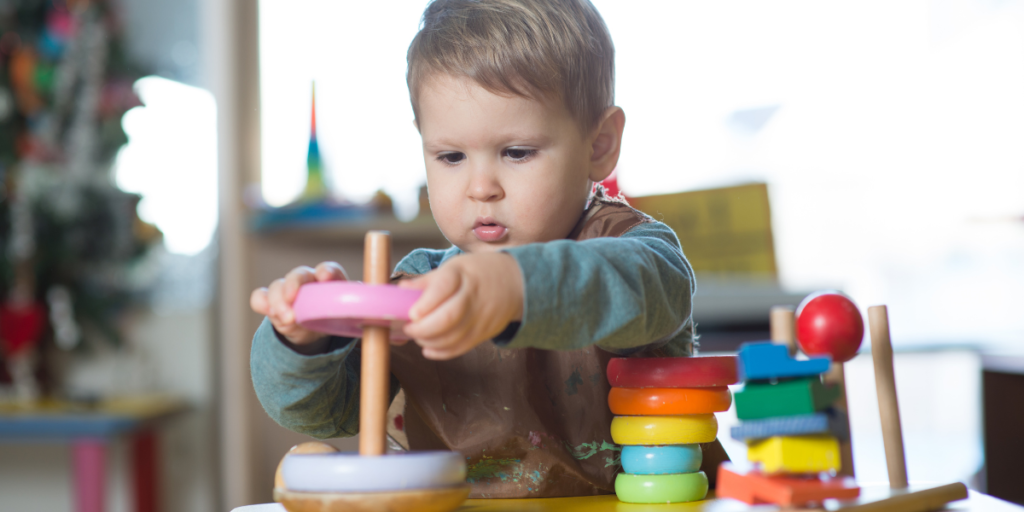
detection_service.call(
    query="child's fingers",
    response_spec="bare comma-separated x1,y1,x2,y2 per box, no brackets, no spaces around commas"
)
406,269,461,322
314,261,348,282
266,278,296,325
405,293,471,343
250,287,270,316
282,266,317,303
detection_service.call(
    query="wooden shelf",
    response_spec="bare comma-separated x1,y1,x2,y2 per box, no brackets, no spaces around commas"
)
253,215,449,246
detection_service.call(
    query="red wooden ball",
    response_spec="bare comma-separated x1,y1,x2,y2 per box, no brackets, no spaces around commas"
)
795,292,864,363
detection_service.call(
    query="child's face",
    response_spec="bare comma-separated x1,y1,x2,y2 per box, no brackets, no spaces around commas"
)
417,76,599,253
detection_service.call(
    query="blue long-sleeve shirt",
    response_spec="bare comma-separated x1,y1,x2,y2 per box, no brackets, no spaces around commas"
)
250,219,695,439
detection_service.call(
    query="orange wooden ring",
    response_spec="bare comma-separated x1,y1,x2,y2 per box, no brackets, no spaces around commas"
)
608,386,732,415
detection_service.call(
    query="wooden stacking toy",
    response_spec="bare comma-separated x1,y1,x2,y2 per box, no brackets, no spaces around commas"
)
718,294,969,511
272,231,470,512
606,356,738,504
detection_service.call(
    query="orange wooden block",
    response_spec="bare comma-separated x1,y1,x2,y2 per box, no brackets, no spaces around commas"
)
716,462,860,506
608,387,732,415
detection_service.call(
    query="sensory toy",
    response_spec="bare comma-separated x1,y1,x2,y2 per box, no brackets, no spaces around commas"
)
620,445,702,475
718,295,968,512
606,356,736,504
606,355,738,388
607,386,732,416
717,463,860,506
733,377,840,420
730,410,849,441
796,292,864,364
736,342,830,381
273,232,470,512
746,435,841,474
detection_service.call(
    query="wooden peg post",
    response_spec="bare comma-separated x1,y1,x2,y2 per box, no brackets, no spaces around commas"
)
868,305,908,489
359,231,392,456
770,306,796,356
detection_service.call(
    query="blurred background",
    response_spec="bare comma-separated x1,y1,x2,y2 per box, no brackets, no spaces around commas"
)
0,0,1021,511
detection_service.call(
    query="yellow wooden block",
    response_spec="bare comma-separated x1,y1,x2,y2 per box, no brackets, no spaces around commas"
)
746,435,840,474
610,414,718,445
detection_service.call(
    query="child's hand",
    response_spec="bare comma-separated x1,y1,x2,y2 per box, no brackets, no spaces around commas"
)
250,262,348,345
399,252,524,360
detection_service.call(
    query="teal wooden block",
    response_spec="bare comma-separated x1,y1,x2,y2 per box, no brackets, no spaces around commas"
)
735,378,840,420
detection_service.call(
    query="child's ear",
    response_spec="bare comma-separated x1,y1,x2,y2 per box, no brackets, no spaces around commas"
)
588,107,626,182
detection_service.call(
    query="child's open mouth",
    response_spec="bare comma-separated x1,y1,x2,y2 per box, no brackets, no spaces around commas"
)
473,217,508,242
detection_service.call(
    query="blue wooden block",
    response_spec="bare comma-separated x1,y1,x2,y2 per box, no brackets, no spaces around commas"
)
737,342,830,381
730,410,850,441
621,444,703,475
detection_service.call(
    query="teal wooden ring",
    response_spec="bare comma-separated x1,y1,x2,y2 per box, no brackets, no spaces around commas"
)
615,472,708,504
621,445,702,475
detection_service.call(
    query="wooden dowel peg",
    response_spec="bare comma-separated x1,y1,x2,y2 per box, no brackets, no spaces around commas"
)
359,231,392,456
770,306,796,356
868,305,908,489
823,363,855,477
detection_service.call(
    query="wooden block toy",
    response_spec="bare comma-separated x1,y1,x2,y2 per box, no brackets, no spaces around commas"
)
614,472,708,504
746,435,841,474
620,444,702,475
734,378,839,420
606,356,738,388
275,232,469,512
610,414,718,445
716,462,860,506
608,386,731,416
737,342,831,381
730,410,849,441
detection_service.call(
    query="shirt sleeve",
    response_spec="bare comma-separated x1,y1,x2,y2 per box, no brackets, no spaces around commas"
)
249,247,454,438
499,221,695,354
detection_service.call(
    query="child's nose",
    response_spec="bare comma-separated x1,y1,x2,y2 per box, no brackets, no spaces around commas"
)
467,167,504,202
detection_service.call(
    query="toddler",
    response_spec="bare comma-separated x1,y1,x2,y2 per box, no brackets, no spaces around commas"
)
250,0,725,498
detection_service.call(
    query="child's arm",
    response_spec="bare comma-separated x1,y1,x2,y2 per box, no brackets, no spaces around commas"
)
249,251,446,437
402,221,694,358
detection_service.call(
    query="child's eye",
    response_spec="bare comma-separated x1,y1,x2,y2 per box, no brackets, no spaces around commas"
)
436,152,466,165
503,148,537,162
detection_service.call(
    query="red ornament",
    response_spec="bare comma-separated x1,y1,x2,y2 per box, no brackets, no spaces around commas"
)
795,292,864,363
0,302,46,357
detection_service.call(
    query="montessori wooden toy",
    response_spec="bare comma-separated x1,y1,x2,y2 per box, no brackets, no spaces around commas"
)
606,355,738,388
607,356,735,504
717,463,860,506
746,435,841,474
796,291,861,477
613,472,708,504
274,231,469,512
610,414,718,446
607,386,731,416
868,305,908,489
730,410,849,441
734,377,840,420
719,297,969,512
736,342,830,381
292,281,421,340
619,445,702,475
796,292,864,364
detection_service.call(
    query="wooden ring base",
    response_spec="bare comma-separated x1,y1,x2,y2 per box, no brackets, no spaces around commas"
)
274,485,470,512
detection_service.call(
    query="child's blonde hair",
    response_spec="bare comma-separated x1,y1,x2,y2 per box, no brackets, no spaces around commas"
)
407,0,614,135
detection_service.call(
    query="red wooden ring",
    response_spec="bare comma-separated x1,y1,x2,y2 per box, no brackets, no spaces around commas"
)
608,386,732,415
607,356,739,388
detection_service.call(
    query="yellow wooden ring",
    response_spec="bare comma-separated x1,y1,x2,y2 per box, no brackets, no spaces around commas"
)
611,414,718,445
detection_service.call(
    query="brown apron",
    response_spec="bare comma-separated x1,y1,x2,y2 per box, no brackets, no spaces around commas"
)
390,194,729,499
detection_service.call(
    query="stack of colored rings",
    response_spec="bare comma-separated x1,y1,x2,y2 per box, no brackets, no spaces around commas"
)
606,356,739,504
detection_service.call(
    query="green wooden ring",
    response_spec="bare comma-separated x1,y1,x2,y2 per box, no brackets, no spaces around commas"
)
614,472,708,504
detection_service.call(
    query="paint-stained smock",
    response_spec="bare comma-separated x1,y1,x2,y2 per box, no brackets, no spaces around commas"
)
250,190,728,498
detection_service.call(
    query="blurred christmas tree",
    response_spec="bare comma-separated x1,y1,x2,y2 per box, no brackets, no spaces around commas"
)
0,0,160,400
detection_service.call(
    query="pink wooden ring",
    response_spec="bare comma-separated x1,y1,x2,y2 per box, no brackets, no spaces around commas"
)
293,282,421,340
